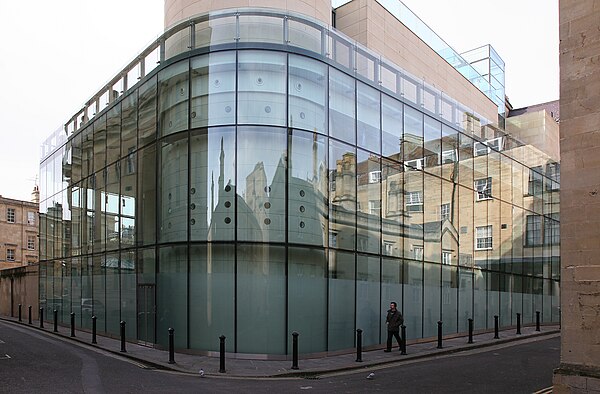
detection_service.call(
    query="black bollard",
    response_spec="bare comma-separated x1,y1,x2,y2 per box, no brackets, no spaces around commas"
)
536,311,541,331
40,307,44,328
168,328,175,364
120,321,127,352
468,318,474,344
219,335,226,373
53,310,58,332
437,321,443,349
494,315,499,339
28,305,32,324
400,325,407,355
355,329,363,362
291,332,299,370
18,304,22,322
516,313,521,335
70,312,76,337
92,315,97,344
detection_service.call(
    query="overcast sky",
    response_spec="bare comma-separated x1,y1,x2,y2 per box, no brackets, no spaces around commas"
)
0,0,558,202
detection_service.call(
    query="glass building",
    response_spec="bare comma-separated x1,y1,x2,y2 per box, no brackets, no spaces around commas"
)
39,4,560,357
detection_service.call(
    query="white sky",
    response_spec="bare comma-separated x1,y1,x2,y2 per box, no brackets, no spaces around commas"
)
0,0,558,202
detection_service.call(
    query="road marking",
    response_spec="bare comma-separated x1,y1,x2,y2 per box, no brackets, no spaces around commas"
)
0,339,5,344
533,387,552,394
0,354,11,360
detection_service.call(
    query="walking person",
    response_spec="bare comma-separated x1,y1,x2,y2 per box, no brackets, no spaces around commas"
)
384,301,403,352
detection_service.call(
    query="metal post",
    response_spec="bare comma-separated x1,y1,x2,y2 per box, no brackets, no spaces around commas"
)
516,313,521,335
536,311,541,331
18,304,22,322
70,312,76,337
219,335,226,373
400,325,407,355
468,318,474,344
28,305,32,324
120,321,126,352
168,328,175,364
494,315,499,339
53,310,58,332
355,329,363,362
291,332,299,370
92,315,97,344
437,321,443,349
39,307,44,328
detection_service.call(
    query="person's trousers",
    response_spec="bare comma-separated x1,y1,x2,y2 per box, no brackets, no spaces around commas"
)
387,329,401,350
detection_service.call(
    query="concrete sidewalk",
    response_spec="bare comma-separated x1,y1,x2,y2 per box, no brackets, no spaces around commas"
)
1,315,559,378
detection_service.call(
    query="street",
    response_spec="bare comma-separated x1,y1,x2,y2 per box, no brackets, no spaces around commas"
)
0,320,559,393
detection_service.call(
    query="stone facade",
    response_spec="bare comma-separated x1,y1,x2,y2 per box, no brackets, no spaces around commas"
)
0,195,39,269
554,0,600,392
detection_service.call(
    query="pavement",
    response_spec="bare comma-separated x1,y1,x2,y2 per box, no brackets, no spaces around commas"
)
0,314,559,379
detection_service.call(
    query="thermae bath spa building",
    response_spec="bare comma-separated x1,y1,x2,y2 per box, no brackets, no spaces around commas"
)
39,0,560,357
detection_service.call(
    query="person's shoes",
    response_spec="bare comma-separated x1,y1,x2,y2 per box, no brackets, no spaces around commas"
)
384,349,391,352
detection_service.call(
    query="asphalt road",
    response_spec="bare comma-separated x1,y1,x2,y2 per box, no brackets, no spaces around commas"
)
0,320,559,393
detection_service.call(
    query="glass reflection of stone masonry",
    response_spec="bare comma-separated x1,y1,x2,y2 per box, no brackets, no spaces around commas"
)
38,3,559,357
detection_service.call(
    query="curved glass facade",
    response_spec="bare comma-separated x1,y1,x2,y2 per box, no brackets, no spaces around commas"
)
39,9,559,357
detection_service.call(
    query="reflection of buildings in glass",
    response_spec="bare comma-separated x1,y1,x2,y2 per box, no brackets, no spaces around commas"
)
37,1,560,356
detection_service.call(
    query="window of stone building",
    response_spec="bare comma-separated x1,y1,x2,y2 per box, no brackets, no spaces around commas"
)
27,236,35,250
475,225,493,250
474,177,492,200
7,208,15,223
406,191,423,212
440,203,450,221
6,248,15,261
27,211,35,225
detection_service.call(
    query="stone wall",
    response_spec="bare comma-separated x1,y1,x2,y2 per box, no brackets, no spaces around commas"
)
0,265,39,320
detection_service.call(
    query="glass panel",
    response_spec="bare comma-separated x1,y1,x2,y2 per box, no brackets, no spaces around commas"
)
92,255,106,332
356,254,381,346
190,127,236,241
288,130,328,246
105,251,120,336
138,76,157,147
165,28,190,60
195,16,237,47
106,104,121,165
356,149,380,254
81,126,94,178
121,250,137,338
80,257,93,329
159,60,189,136
104,163,120,252
423,262,440,337
289,55,327,134
288,19,322,53
237,244,286,354
137,143,157,245
473,267,487,329
357,82,380,154
381,94,403,160
381,257,403,341
382,158,403,257
288,247,327,353
405,260,423,339
93,115,107,172
328,249,355,351
238,51,286,126
442,265,458,334
157,245,188,348
237,126,287,243
121,92,138,158
159,133,188,243
239,15,283,44
93,170,106,254
121,154,136,248
189,244,235,352
329,68,355,144
458,267,473,332
191,52,236,128
329,140,356,251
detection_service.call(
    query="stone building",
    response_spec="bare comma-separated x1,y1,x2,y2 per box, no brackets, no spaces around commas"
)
0,191,39,269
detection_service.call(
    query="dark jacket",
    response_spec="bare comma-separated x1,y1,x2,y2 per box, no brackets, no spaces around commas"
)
386,309,403,331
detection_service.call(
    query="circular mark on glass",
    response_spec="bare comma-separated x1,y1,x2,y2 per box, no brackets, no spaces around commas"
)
168,222,172,229
299,205,305,213
224,201,231,208
225,185,231,192
264,218,271,225
299,190,305,197
256,77,264,85
295,82,302,91
168,208,172,214
264,106,271,113
300,112,305,119
224,217,231,224
214,79,221,87
191,111,196,118
169,121,173,127
168,193,172,200
190,219,196,225
264,186,271,193
299,221,305,228
264,202,271,209
225,106,232,113
190,188,196,194
180,88,185,96
190,203,196,210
